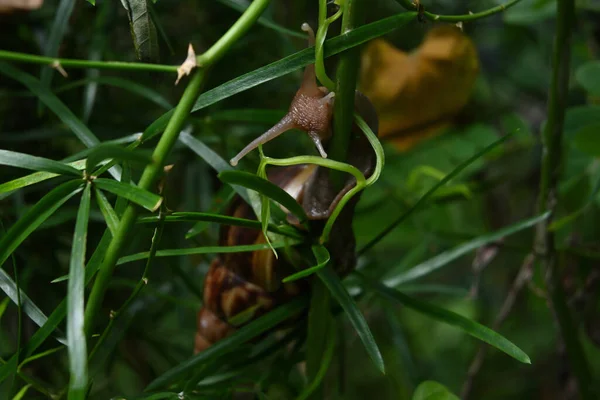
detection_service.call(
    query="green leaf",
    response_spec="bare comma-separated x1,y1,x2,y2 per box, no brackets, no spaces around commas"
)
0,180,83,273
93,178,162,212
575,61,600,97
359,133,513,254
11,384,32,400
94,188,120,236
209,108,286,124
178,131,252,205
0,229,114,383
145,297,308,390
57,76,172,109
0,62,121,180
185,186,236,239
363,276,531,364
0,269,60,341
572,123,600,157
86,144,152,174
219,171,308,222
120,0,160,62
0,160,86,197
117,240,299,265
317,265,385,374
412,381,460,400
0,150,82,177
283,245,330,283
384,212,550,287
138,211,302,239
39,0,76,100
142,11,417,141
67,184,91,400
216,0,305,38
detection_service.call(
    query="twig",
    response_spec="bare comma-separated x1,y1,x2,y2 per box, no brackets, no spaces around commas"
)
461,254,535,399
534,0,594,397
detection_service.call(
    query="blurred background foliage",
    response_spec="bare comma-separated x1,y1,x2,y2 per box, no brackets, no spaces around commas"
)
0,0,600,399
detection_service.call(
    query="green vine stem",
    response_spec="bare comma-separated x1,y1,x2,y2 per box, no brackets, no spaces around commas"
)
315,0,343,91
395,0,523,22
257,113,383,244
83,0,273,333
328,0,366,190
0,50,178,73
535,0,594,398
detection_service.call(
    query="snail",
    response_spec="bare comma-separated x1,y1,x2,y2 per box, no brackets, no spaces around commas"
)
229,23,335,167
195,23,379,353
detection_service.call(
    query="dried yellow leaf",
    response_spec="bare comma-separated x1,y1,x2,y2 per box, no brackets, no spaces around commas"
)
360,25,479,151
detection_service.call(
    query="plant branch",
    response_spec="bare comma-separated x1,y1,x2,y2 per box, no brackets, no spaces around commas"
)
0,50,178,73
83,0,273,333
195,0,271,66
329,0,366,189
83,69,205,332
535,0,593,398
395,0,524,22
461,254,535,400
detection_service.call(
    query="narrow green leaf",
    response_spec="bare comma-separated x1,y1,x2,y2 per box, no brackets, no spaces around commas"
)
93,178,162,212
0,297,10,320
145,297,308,390
359,133,514,254
137,211,303,239
0,62,121,180
142,12,417,141
0,229,114,383
177,131,252,205
216,0,305,38
0,150,81,177
219,171,308,222
120,0,160,62
185,186,236,238
67,184,91,400
316,265,385,374
117,240,298,265
11,384,32,400
298,324,336,400
412,381,460,400
0,160,86,197
0,179,83,270
384,212,550,287
0,269,60,340
57,76,172,109
94,188,120,236
209,108,285,124
86,144,151,174
364,276,531,364
575,61,600,97
283,245,330,283
39,0,76,99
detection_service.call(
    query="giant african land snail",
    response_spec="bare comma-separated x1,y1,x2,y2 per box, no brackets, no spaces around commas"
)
195,23,379,353
229,24,335,166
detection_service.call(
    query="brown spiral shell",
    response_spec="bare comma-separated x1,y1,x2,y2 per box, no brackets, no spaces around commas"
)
195,92,379,353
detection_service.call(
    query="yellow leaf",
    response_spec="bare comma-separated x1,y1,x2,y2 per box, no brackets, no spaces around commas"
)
359,25,479,151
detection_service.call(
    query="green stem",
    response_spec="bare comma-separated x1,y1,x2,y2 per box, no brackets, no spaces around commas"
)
83,69,205,332
315,0,343,91
535,0,593,398
0,50,177,73
396,0,523,22
196,0,271,66
305,279,332,400
329,0,366,189
83,0,272,333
